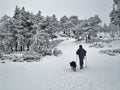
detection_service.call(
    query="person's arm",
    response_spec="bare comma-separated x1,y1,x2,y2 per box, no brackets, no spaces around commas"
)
84,49,87,56
76,49,79,55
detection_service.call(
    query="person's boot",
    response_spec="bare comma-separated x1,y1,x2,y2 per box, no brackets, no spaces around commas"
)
80,65,83,69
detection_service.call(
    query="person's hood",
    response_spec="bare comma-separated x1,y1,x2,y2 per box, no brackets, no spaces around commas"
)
79,45,82,49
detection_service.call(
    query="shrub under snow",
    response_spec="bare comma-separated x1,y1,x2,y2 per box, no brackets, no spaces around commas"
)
99,49,120,56
53,48,62,56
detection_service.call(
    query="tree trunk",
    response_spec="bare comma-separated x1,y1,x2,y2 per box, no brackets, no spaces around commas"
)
10,45,13,52
26,44,30,51
15,42,18,51
20,46,22,51
22,44,25,51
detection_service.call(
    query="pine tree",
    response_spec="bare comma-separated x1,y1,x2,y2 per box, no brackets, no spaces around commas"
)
110,0,120,35
45,15,59,41
0,15,13,52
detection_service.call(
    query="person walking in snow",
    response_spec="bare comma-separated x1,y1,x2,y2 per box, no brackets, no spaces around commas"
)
76,45,87,69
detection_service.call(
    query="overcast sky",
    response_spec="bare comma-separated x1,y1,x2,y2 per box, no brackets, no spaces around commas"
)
0,0,113,24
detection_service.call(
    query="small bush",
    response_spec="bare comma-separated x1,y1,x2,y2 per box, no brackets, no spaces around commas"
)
53,48,62,56
43,49,52,56
99,49,120,56
23,51,42,62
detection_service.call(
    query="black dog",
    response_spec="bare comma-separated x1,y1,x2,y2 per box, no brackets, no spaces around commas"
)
70,61,77,72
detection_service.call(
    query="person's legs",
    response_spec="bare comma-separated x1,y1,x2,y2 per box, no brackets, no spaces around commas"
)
79,57,84,69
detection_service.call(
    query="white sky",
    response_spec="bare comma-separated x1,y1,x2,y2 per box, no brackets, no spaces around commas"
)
0,0,113,24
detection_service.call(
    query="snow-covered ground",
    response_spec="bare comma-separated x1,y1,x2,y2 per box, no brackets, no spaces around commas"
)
0,38,120,90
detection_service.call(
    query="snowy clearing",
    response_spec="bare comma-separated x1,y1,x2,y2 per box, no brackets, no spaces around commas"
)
0,38,120,90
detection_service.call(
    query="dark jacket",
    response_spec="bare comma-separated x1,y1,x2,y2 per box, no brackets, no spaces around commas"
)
76,47,86,59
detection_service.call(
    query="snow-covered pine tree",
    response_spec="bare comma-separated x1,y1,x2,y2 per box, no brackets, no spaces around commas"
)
45,15,59,41
110,0,120,35
60,15,75,37
12,6,35,51
0,15,14,53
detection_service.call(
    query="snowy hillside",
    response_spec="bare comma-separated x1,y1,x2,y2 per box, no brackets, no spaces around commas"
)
0,38,120,90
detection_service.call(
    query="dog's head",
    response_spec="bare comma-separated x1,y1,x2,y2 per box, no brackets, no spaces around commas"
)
70,61,76,67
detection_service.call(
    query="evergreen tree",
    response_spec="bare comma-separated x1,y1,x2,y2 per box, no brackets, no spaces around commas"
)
0,15,13,52
110,0,120,34
45,15,59,41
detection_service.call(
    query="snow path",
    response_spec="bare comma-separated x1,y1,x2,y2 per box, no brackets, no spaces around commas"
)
0,39,120,90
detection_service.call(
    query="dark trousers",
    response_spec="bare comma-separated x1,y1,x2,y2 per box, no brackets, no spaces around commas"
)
79,57,84,66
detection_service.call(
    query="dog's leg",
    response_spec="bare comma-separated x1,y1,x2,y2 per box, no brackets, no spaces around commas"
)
73,67,76,72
